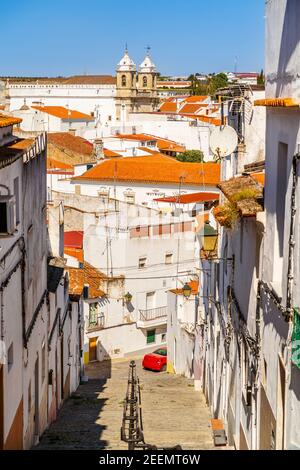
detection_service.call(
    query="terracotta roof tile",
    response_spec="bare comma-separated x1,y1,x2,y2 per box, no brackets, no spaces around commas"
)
184,96,209,103
0,114,22,128
159,102,177,113
32,106,94,121
74,156,220,186
218,175,264,217
67,261,106,298
153,192,219,204
179,103,203,114
64,247,84,263
47,158,73,170
48,132,93,155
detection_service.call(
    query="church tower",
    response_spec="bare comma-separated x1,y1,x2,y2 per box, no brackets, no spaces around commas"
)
135,49,159,113
116,48,137,122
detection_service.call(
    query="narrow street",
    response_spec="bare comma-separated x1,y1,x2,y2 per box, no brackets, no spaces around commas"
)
36,357,214,450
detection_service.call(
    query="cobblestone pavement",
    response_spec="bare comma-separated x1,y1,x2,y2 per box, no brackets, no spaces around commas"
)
36,356,214,450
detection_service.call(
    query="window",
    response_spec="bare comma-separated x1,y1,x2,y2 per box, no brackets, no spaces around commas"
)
161,333,167,343
139,257,147,269
146,291,155,310
165,253,173,264
122,75,127,87
124,193,135,204
0,196,16,235
143,76,148,87
147,329,156,344
13,177,20,225
7,343,13,372
89,303,99,326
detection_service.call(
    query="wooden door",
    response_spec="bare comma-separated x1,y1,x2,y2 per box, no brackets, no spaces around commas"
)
89,337,97,362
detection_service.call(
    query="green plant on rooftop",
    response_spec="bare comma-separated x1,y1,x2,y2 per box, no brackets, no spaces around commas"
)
231,188,260,202
175,150,204,163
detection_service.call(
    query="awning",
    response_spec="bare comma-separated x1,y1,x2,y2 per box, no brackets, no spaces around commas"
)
254,98,300,108
153,192,219,204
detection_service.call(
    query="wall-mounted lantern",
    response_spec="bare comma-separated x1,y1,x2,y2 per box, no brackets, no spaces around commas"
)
182,283,192,299
124,292,133,304
200,221,218,256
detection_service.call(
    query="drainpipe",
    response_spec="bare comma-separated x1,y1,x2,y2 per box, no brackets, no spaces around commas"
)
286,151,300,320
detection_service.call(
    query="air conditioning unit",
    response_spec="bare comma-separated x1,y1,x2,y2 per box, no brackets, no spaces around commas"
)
0,196,16,235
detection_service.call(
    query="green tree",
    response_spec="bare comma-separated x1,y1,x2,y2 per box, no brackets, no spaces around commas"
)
175,150,204,163
257,69,265,86
207,73,228,95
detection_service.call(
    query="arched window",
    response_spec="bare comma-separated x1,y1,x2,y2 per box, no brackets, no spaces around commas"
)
121,75,126,87
143,76,148,87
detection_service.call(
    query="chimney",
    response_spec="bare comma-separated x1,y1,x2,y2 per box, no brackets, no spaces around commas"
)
93,138,104,162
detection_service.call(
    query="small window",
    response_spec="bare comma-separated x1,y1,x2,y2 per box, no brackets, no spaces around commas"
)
7,343,13,372
122,75,127,87
139,257,147,269
165,253,173,264
0,196,16,235
147,329,156,344
89,303,98,326
161,333,166,343
108,115,112,121
143,76,148,88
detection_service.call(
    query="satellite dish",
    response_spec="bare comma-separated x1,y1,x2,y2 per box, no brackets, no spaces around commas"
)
210,125,238,159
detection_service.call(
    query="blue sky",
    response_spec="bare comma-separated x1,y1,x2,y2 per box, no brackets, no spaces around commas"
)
1,0,265,77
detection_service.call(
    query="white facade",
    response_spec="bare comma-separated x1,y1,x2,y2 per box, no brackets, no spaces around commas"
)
12,107,95,133
7,83,116,125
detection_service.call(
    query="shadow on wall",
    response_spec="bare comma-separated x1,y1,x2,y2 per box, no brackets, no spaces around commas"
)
34,350,112,449
275,0,300,97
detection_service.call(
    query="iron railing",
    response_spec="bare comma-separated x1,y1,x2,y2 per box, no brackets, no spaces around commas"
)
121,361,182,450
139,306,167,322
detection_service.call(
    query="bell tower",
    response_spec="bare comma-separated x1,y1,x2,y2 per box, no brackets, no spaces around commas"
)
136,48,159,112
116,47,137,121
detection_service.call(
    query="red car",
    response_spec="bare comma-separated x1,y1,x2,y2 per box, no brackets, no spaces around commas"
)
142,347,167,372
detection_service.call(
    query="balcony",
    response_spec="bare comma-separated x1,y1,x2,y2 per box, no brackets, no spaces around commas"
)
86,315,105,333
137,306,168,329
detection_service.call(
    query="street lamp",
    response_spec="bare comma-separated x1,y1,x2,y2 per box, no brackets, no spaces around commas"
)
199,221,218,257
182,283,192,299
124,292,133,304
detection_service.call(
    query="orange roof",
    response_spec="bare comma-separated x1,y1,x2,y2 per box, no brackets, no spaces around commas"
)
159,102,177,113
179,103,203,114
32,106,94,121
153,192,219,204
184,96,209,103
64,247,84,263
181,114,222,126
170,280,199,296
112,133,157,142
254,98,300,108
48,132,93,155
74,156,220,186
47,158,73,170
66,261,106,298
0,114,22,128
251,172,265,185
104,148,122,158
